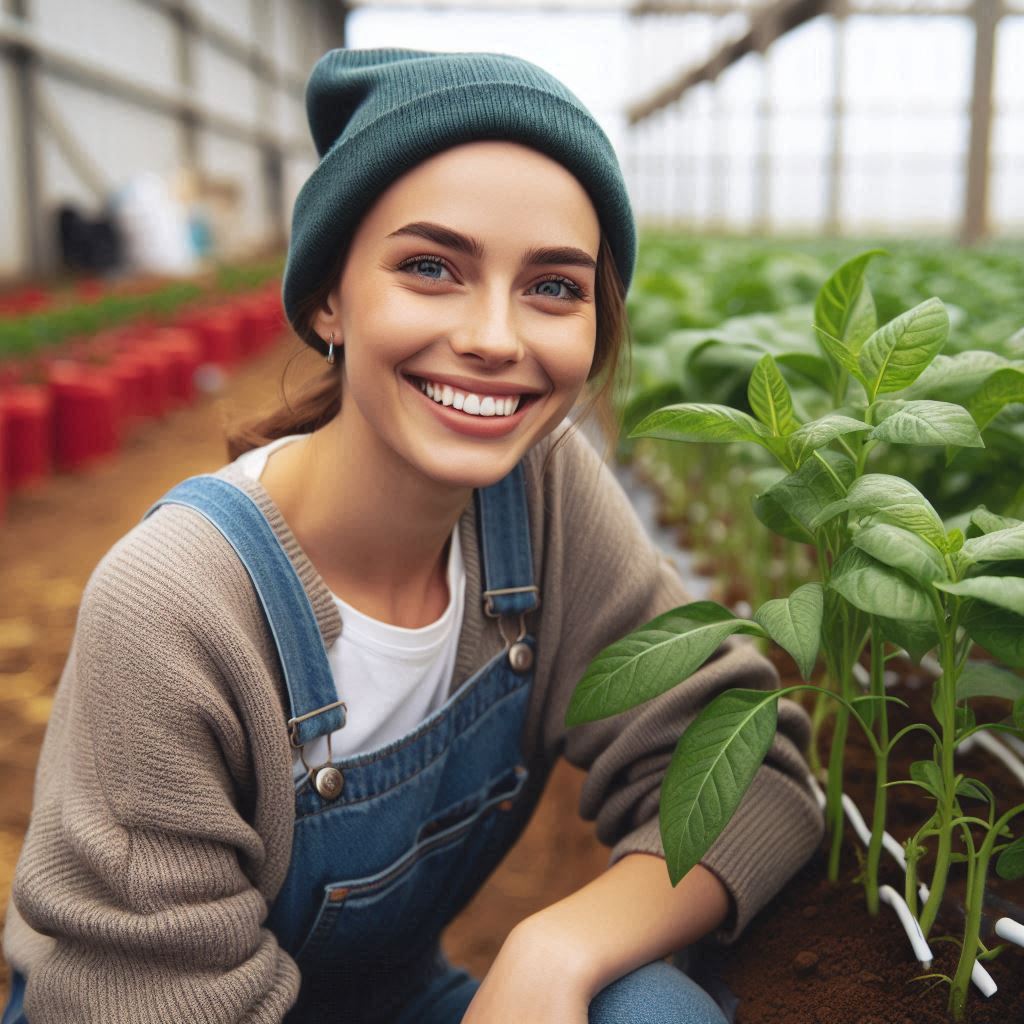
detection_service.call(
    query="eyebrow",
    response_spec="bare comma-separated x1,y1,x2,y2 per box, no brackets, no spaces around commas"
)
386,221,597,271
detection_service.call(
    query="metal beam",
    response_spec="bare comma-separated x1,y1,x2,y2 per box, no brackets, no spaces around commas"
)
961,0,1001,244
626,0,827,123
136,0,306,94
0,12,311,154
6,0,45,276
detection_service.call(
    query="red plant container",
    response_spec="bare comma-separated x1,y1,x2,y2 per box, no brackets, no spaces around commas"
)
46,362,120,471
0,384,52,490
107,355,150,427
0,401,6,521
148,328,202,405
178,308,243,367
236,293,284,354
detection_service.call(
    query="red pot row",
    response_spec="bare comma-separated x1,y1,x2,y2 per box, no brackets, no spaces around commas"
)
0,289,285,522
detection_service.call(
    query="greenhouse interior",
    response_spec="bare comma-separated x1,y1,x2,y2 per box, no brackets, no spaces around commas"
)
1,1,1022,1022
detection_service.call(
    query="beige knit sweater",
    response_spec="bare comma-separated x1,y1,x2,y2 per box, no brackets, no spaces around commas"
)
4,425,823,1022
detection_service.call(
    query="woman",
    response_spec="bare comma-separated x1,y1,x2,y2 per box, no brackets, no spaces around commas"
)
3,48,823,1023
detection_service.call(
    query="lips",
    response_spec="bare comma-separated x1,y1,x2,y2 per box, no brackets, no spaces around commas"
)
403,376,540,411
404,374,538,438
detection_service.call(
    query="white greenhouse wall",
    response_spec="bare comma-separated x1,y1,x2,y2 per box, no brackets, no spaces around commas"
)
0,0,336,283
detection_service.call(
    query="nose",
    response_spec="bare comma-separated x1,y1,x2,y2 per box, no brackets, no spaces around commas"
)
448,293,524,366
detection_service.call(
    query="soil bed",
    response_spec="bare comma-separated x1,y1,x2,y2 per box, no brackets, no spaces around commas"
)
707,657,1024,1024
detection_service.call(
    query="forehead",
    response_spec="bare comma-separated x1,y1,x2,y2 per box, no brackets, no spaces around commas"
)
355,140,601,252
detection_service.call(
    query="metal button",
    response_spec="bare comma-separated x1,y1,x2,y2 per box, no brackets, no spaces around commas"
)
498,799,514,812
315,766,344,800
508,641,533,673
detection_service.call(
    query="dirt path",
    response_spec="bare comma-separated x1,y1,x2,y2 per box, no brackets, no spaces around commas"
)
0,338,609,1001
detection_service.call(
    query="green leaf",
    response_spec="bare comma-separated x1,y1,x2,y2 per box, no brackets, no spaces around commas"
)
621,382,687,439
971,508,1023,536
753,451,855,544
813,250,884,374
629,404,770,446
747,355,797,437
962,366,1024,432
660,688,779,885
934,577,1024,617
955,777,987,801
786,415,871,467
955,661,1024,702
1015,697,1024,732
868,401,984,448
956,703,977,737
565,602,765,726
962,603,1024,668
753,584,824,680
910,759,945,800
903,350,1014,400
858,298,950,401
828,548,934,622
959,524,1024,566
811,473,947,549
852,523,949,584
876,616,939,663
776,352,833,392
996,835,1024,881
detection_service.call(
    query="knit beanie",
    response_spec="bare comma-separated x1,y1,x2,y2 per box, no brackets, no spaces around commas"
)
282,47,637,353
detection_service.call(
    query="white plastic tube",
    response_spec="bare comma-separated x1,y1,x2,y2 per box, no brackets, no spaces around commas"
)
971,961,998,998
958,730,1024,789
808,774,991,995
879,885,933,967
995,917,1024,948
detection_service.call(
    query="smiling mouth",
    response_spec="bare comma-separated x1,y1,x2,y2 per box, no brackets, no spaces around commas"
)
403,376,544,415
406,375,541,418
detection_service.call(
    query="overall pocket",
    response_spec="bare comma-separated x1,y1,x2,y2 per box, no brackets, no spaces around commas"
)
295,762,529,966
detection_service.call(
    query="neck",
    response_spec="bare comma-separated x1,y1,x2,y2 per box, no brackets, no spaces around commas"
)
260,410,471,628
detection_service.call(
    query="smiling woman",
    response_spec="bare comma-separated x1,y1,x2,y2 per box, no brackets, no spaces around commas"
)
3,47,822,1024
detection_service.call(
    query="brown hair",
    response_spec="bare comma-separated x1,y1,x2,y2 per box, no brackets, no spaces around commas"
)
224,232,632,468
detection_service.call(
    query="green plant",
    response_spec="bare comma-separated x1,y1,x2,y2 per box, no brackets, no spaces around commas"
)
568,251,1024,1020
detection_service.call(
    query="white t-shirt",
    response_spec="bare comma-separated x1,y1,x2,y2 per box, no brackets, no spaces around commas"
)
234,435,466,784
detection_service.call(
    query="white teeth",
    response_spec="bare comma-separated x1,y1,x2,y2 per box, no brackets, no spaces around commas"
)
416,377,524,418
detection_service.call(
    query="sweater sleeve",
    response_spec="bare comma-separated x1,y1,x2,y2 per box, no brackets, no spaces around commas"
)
536,427,824,945
10,524,300,1022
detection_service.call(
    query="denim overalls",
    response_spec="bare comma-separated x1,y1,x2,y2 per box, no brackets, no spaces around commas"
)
3,461,732,1024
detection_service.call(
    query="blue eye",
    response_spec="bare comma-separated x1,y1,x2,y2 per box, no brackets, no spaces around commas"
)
396,255,587,302
398,255,453,281
531,277,585,301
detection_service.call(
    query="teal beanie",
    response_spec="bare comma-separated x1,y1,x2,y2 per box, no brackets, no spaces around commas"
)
282,47,637,353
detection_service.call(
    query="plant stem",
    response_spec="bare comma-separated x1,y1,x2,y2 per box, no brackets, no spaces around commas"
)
827,661,852,882
919,614,958,938
865,627,888,915
947,804,1024,1020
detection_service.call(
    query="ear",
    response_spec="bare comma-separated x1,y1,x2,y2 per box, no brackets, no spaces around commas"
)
311,290,343,349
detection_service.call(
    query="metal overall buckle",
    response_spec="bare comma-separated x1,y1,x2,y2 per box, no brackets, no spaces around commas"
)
482,586,538,675
287,700,347,801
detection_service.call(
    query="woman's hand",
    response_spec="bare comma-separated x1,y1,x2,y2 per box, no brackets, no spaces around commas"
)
459,919,591,1024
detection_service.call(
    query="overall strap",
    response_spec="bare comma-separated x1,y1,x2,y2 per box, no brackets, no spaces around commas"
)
142,475,344,746
473,461,540,620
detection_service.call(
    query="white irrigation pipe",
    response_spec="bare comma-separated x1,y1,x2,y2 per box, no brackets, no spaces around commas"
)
805,775,1004,993
810,646,1023,995
957,729,1024,788
995,917,1024,949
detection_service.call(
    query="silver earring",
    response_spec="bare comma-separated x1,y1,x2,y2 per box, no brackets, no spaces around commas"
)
326,331,336,365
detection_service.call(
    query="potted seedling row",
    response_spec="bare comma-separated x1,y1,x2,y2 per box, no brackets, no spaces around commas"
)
569,252,1024,1021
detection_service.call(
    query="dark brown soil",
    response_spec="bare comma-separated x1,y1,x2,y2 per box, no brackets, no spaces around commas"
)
710,653,1024,1024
